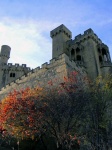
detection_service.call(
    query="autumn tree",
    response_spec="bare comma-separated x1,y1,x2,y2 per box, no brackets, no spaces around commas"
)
0,87,48,150
1,71,111,150
41,71,90,150
0,71,89,150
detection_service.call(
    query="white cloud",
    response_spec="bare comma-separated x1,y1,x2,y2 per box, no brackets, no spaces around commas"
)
0,18,59,69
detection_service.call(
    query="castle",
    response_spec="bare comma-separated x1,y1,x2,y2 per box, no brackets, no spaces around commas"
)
0,24,112,99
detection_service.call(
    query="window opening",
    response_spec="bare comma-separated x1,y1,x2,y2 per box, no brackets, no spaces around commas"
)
98,48,100,53
76,55,81,61
99,56,102,63
102,48,107,55
10,73,15,77
71,49,75,60
76,48,80,53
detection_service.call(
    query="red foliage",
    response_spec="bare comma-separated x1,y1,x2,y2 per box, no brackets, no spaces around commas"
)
0,71,88,149
0,87,46,139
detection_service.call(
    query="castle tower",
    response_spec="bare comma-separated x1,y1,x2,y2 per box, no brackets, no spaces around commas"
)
0,45,31,89
0,45,11,66
71,28,112,79
50,24,72,59
51,24,112,80
81,29,102,79
81,29,111,79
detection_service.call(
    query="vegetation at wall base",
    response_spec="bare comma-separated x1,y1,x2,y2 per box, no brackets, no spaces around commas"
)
0,72,112,150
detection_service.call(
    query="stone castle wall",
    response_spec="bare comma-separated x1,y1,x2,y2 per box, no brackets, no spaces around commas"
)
64,28,112,79
0,54,86,99
0,62,31,89
0,24,112,99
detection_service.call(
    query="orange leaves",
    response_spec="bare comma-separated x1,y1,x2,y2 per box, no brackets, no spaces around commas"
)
0,86,46,140
47,71,88,95
0,71,89,144
63,71,78,83
63,76,68,82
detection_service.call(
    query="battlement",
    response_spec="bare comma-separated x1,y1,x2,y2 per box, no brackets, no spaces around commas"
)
74,28,102,44
17,53,85,80
50,24,72,38
0,53,86,98
6,63,31,70
101,43,108,50
0,24,111,99
84,28,94,35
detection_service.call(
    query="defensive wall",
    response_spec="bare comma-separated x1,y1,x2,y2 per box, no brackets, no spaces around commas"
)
0,24,112,99
0,53,86,99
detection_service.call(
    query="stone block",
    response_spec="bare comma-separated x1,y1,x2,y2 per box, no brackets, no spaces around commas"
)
41,62,48,68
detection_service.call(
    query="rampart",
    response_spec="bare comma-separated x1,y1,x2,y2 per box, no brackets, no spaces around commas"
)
3,63,31,71
74,28,103,44
0,53,86,99
0,24,111,100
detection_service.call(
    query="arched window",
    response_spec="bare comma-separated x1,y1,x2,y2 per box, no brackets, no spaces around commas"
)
102,48,108,61
102,48,107,55
98,48,101,53
71,49,75,60
76,47,80,53
10,73,15,77
99,56,102,63
104,55,107,61
76,55,81,61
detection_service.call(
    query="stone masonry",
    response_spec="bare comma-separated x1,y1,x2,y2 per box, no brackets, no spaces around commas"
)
0,24,112,99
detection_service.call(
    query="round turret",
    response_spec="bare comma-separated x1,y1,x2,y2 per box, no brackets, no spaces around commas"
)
0,45,11,58
0,45,11,65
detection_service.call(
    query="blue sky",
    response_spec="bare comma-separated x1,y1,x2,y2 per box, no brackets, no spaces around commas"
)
0,0,112,68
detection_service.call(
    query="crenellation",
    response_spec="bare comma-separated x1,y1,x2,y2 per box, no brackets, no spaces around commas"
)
98,38,102,43
34,66,40,72
8,63,12,66
73,28,103,45
101,43,108,49
8,63,30,70
15,63,19,67
1,87,5,91
41,62,48,68
27,71,33,76
10,81,15,86
22,64,26,67
31,69,35,73
27,67,31,71
50,24,72,38
21,75,26,80
6,84,11,89
15,78,20,83
0,24,112,99
93,34,99,41
50,58,56,63
75,34,82,40
84,28,94,35
61,53,70,62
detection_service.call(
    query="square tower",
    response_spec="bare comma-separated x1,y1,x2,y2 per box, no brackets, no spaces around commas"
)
50,24,72,59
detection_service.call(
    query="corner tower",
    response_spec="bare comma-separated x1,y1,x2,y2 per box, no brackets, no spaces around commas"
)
0,45,11,66
50,24,72,59
72,28,112,79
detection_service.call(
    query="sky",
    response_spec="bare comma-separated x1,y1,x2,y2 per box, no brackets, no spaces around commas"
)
0,0,112,69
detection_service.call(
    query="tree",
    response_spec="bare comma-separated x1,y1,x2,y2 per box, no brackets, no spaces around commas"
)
41,71,89,150
83,75,112,150
1,71,111,150
0,71,89,150
0,87,48,149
